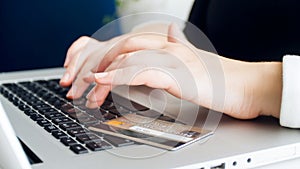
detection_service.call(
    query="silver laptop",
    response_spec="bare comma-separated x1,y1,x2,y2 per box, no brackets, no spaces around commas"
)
1,4,300,168
1,68,300,169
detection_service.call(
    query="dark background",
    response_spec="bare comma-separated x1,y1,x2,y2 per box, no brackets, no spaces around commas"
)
0,0,116,72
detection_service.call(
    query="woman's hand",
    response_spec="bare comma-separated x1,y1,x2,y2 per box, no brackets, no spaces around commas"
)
61,23,282,120
60,29,168,99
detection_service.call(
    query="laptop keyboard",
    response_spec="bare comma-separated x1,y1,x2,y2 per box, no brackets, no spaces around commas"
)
0,79,175,154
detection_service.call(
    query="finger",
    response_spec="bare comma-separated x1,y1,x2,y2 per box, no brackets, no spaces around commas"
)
62,36,124,86
66,67,93,100
93,66,200,102
66,80,90,100
104,49,184,79
61,38,101,87
64,36,90,68
60,36,92,86
82,72,95,84
167,23,187,43
95,34,167,72
60,51,86,87
86,85,111,108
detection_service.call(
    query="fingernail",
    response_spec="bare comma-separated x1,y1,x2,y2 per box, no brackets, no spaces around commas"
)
66,86,77,98
95,72,108,79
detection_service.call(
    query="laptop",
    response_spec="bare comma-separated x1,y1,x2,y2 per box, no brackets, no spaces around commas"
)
1,68,300,169
1,4,300,169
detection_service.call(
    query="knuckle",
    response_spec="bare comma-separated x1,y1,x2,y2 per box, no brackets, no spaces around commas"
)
123,37,137,49
78,36,90,42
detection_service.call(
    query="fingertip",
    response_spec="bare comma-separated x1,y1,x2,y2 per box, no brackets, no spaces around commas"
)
66,89,73,99
94,72,109,84
60,72,71,86
85,100,99,109
63,63,69,68
66,85,79,99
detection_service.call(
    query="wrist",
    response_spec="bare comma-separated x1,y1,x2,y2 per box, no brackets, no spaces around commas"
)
219,58,282,119
258,62,282,118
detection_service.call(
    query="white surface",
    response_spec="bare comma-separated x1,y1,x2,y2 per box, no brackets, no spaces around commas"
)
280,55,300,128
0,102,31,169
255,158,300,169
116,0,195,32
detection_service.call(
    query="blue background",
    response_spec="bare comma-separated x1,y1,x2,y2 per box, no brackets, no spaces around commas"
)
0,0,116,72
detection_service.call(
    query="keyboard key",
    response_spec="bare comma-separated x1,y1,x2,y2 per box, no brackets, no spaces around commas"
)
52,130,68,139
36,89,48,97
41,92,54,100
71,98,86,107
3,90,9,98
68,112,98,125
44,125,59,133
30,113,43,121
59,122,81,131
24,109,37,116
67,128,87,137
18,104,30,111
60,103,74,112
70,144,88,154
86,109,106,121
44,112,64,120
52,117,73,125
53,100,66,109
47,96,60,104
34,104,51,112
38,107,57,115
86,141,112,151
76,134,100,144
67,111,89,120
8,93,14,101
103,135,134,147
12,98,21,106
76,116,98,125
29,100,43,107
37,119,51,127
60,137,77,146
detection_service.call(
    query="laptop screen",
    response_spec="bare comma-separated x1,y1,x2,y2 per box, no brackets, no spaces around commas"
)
0,1,116,72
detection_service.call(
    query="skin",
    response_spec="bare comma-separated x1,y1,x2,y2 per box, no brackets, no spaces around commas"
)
60,23,282,120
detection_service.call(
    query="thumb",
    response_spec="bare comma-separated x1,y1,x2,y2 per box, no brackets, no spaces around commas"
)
167,23,187,43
